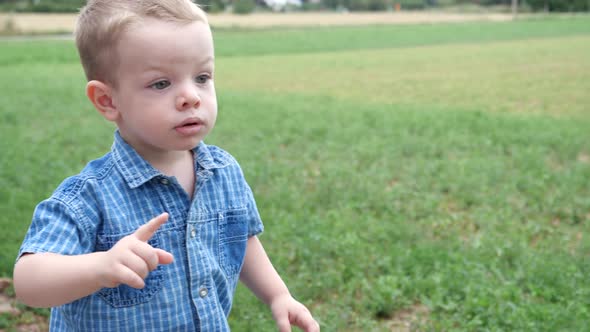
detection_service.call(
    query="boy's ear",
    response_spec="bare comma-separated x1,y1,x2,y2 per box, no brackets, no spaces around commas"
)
86,80,119,122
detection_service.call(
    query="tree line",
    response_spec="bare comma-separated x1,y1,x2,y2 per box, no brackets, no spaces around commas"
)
0,0,588,14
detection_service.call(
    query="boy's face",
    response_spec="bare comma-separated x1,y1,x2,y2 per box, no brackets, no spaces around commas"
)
109,18,217,156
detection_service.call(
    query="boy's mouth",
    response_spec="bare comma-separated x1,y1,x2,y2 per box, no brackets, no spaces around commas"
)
175,118,204,135
176,118,203,128
179,121,198,127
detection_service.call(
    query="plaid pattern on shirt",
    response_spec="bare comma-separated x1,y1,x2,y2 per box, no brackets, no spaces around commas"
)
18,131,264,331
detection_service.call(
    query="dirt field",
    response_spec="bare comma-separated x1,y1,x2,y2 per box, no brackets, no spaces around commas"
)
0,12,514,34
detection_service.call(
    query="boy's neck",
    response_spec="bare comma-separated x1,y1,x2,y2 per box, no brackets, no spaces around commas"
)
146,149,196,199
143,149,194,178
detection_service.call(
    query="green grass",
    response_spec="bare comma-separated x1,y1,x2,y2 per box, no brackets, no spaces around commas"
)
1,16,590,331
218,35,590,116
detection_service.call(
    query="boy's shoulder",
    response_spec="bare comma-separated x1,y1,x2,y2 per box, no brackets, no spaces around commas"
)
51,152,117,204
196,142,241,170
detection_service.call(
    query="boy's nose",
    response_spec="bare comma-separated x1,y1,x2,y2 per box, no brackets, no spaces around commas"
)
176,85,201,111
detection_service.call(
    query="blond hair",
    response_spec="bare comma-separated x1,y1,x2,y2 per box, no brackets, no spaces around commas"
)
75,0,208,85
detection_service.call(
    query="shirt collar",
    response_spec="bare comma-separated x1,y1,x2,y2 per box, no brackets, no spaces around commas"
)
111,131,227,189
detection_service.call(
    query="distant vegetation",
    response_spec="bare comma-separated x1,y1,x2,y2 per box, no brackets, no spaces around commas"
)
0,0,82,13
0,0,588,14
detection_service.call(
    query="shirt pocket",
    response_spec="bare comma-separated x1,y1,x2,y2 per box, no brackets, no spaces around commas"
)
218,208,249,283
95,232,166,308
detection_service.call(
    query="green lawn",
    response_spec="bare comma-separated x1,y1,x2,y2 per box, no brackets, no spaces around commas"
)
1,15,590,331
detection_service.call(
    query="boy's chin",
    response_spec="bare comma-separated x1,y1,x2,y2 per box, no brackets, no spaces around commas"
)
173,140,202,151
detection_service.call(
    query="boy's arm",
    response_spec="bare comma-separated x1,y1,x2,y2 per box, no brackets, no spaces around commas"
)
14,251,111,307
240,236,320,332
13,213,174,308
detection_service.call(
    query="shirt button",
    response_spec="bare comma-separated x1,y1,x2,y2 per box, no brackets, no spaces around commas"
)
218,213,224,220
160,178,169,185
190,227,196,238
199,287,208,298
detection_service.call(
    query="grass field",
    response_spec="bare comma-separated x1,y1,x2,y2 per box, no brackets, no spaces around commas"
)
1,16,590,331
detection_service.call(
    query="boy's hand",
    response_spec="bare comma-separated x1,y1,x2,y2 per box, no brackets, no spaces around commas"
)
270,294,320,332
98,213,174,289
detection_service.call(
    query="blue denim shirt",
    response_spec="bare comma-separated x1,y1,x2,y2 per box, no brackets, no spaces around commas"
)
18,131,264,331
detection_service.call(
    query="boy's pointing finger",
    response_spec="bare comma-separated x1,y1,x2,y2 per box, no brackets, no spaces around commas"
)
134,213,169,242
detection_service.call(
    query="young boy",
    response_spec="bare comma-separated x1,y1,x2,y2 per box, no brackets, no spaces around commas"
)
13,1,319,331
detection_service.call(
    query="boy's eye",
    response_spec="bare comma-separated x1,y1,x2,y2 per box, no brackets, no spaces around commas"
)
195,75,210,84
150,80,170,90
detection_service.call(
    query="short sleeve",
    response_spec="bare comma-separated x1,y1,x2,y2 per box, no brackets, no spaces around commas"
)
244,181,264,237
17,197,94,261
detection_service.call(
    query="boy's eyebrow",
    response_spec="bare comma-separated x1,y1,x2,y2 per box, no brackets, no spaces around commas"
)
143,55,214,73
198,55,215,66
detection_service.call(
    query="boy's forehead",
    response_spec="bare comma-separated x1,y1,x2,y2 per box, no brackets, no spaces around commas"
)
122,18,212,42
117,19,214,64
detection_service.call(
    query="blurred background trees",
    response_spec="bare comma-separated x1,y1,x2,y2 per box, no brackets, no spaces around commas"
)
0,0,84,12
0,0,588,16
